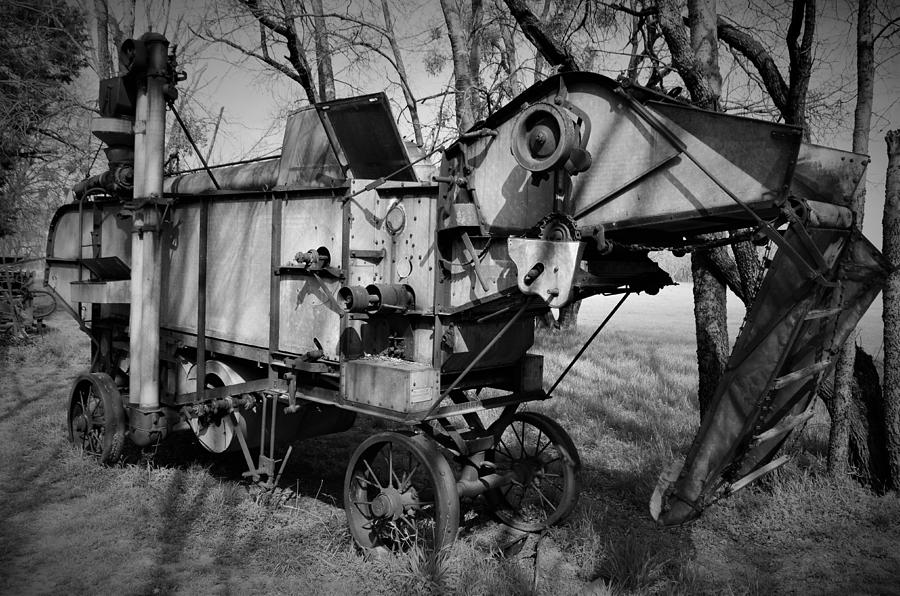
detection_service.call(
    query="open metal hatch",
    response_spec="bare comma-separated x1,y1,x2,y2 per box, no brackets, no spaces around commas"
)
316,93,417,182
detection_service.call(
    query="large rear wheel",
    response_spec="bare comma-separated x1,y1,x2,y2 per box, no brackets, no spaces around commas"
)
67,373,126,465
344,432,459,553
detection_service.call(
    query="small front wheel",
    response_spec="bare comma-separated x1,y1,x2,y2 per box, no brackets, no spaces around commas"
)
67,373,126,465
486,411,580,532
344,432,459,553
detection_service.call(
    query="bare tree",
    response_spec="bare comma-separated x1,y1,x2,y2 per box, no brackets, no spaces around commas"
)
829,0,875,477
311,0,335,101
884,128,900,489
1,0,89,243
439,0,481,131
380,0,424,146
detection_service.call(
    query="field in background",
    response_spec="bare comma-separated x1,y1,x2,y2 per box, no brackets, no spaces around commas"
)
1,291,898,595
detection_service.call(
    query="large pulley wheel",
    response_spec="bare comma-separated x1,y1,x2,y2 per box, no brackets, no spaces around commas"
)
344,432,460,553
486,411,580,532
67,372,126,465
511,102,578,172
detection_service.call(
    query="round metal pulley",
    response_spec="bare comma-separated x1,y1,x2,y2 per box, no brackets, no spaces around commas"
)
511,102,578,172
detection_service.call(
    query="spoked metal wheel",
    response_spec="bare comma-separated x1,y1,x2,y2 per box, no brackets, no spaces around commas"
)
67,373,126,465
487,411,580,532
344,432,459,553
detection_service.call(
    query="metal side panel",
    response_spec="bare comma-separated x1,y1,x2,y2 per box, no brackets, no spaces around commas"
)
791,143,869,207
277,106,344,188
572,99,799,234
278,196,345,358
204,199,271,347
161,203,199,332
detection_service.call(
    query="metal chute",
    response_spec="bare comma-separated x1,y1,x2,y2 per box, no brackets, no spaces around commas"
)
652,215,889,525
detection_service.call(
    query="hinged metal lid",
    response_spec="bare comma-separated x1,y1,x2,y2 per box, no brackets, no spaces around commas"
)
316,93,417,182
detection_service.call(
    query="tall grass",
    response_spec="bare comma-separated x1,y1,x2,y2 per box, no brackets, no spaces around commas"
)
1,314,898,595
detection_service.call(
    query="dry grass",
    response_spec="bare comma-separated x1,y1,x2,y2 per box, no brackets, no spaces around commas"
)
1,288,898,595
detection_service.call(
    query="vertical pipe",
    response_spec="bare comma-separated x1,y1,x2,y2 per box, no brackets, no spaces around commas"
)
130,34,169,410
128,85,148,405
197,200,208,399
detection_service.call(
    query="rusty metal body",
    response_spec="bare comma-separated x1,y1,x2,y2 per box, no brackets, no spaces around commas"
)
49,65,887,546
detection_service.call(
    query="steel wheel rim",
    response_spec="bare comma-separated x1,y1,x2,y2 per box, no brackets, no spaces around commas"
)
69,382,107,456
345,433,458,553
489,413,579,531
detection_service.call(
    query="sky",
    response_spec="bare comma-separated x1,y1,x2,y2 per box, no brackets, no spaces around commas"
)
92,0,899,247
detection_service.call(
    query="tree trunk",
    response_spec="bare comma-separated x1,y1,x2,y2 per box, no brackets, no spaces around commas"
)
692,244,729,417
658,0,728,420
829,0,874,477
884,129,900,489
503,0,577,72
381,0,423,146
93,0,112,78
108,0,134,75
310,0,335,101
439,0,476,131
499,12,522,96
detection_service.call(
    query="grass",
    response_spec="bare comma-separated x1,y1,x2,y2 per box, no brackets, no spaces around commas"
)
1,290,899,595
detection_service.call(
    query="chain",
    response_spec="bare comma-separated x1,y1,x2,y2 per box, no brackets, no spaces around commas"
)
609,224,767,255
735,235,775,340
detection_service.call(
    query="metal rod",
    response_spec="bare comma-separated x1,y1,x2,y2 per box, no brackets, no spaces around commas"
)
343,144,446,202
168,100,221,190
169,154,281,175
196,200,208,400
547,293,630,397
424,300,531,418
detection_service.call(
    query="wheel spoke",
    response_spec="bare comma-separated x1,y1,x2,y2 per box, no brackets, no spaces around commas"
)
354,473,378,488
362,458,383,489
532,483,557,514
399,461,420,490
512,421,525,451
542,455,563,466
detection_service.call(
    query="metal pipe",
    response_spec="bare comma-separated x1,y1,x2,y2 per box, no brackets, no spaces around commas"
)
128,83,148,406
130,34,168,410
456,472,516,498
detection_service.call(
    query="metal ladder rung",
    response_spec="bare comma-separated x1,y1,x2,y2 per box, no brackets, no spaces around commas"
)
726,455,791,495
751,408,815,446
772,360,831,389
805,308,842,320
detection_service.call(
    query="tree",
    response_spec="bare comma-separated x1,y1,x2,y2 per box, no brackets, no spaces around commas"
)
439,0,484,131
654,0,731,417
883,129,900,489
0,0,89,241
829,0,874,477
195,1,432,149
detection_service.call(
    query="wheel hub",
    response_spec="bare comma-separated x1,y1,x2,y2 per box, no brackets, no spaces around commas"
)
371,487,404,519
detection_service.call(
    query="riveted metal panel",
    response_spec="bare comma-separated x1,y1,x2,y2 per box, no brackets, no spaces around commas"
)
278,196,345,358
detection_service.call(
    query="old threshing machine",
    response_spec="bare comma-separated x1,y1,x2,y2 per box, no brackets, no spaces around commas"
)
47,33,888,550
